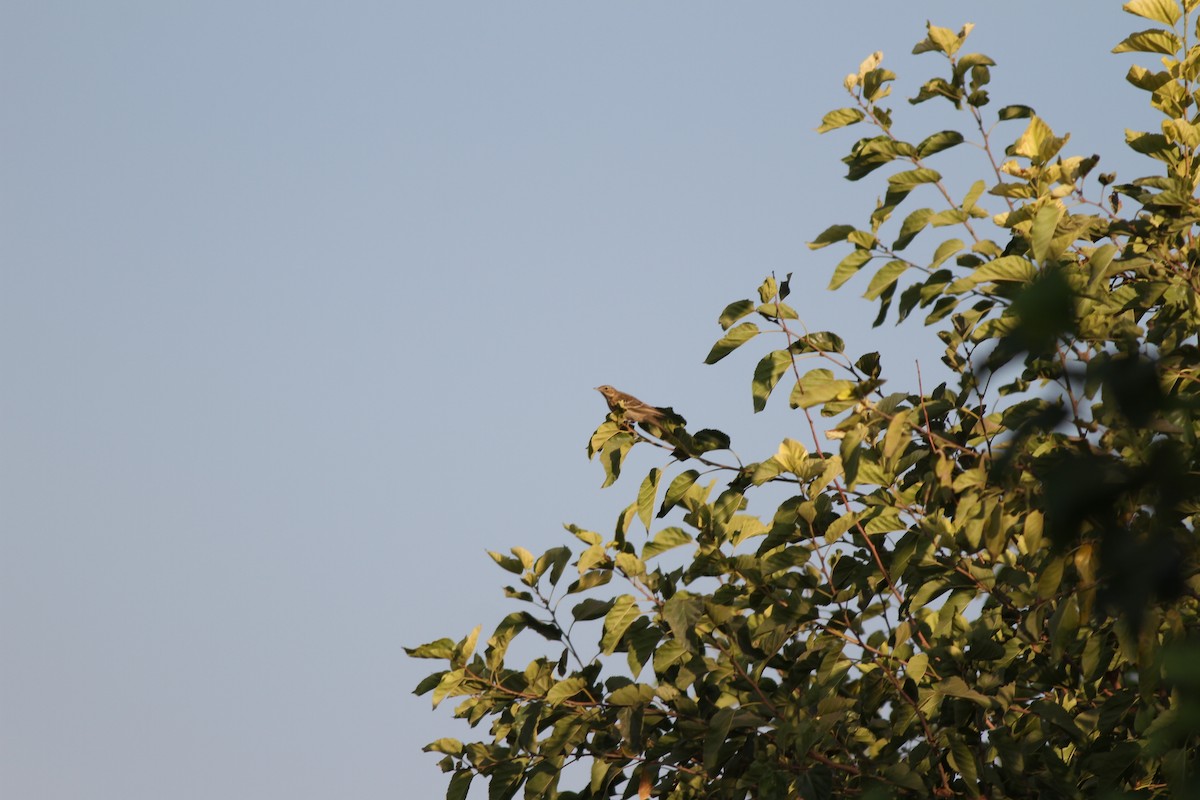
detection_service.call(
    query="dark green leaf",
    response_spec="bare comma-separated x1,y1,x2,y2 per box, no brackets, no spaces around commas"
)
893,208,933,250
997,104,1035,120
791,331,846,354
809,224,857,250
717,299,756,330
573,597,616,621
659,470,700,517
752,350,793,412
705,321,760,364
407,638,458,659
600,594,640,655
828,249,873,290
817,107,865,133
545,677,587,705
916,130,964,157
447,770,473,800
704,707,736,772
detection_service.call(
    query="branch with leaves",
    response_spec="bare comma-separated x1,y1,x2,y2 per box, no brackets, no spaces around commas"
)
411,6,1200,799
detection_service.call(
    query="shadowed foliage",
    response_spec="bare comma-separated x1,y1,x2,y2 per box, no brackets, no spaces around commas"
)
411,5,1200,798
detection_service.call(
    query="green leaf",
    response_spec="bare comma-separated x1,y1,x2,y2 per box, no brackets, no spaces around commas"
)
1038,556,1065,599
705,321,760,364
882,764,926,792
488,550,525,575
1032,699,1085,741
406,638,457,659
717,299,756,330
614,551,645,578
637,469,661,531
937,675,995,708
791,331,846,353
455,625,481,663
537,546,571,586
431,670,466,708
1012,115,1067,162
704,707,736,771
643,526,692,559
976,255,1037,284
413,672,443,696
659,470,699,517
817,107,865,133
447,770,473,800
962,179,986,211
843,137,916,180
913,22,962,55
948,255,1036,292
1125,64,1174,92
572,597,616,620
864,262,907,299
809,224,857,250
523,762,559,799
825,510,858,543
626,623,662,677
600,595,640,655
664,596,705,645
997,104,1035,120
1030,203,1066,263
789,368,854,409
894,208,933,250
489,759,525,800
752,350,793,412
608,683,655,706
930,238,964,269
653,638,690,672
828,248,873,290
839,426,865,487
887,167,942,191
916,130,964,157
757,276,779,303
565,570,612,595
1112,28,1182,55
424,737,464,755
945,735,979,789
1087,243,1119,291
545,677,587,705
911,76,961,106
907,652,929,682
757,301,799,320
690,428,731,454
1123,0,1182,25
598,432,635,488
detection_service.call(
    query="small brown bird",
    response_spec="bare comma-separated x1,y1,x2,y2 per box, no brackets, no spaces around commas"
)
596,385,691,455
595,385,670,427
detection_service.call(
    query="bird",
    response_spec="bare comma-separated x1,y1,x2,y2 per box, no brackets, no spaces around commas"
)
596,385,694,457
595,385,672,428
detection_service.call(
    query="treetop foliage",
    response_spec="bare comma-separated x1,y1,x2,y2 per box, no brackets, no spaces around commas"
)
411,4,1200,798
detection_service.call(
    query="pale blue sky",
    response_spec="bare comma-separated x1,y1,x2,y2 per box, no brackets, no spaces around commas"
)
1,2,1146,798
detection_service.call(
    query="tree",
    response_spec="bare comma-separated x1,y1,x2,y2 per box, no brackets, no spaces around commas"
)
409,4,1200,798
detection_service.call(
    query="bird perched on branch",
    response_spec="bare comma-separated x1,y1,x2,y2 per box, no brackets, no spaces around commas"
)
595,385,673,426
595,385,688,437
595,385,695,458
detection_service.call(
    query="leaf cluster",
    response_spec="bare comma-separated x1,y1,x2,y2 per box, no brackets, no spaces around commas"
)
412,6,1200,799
